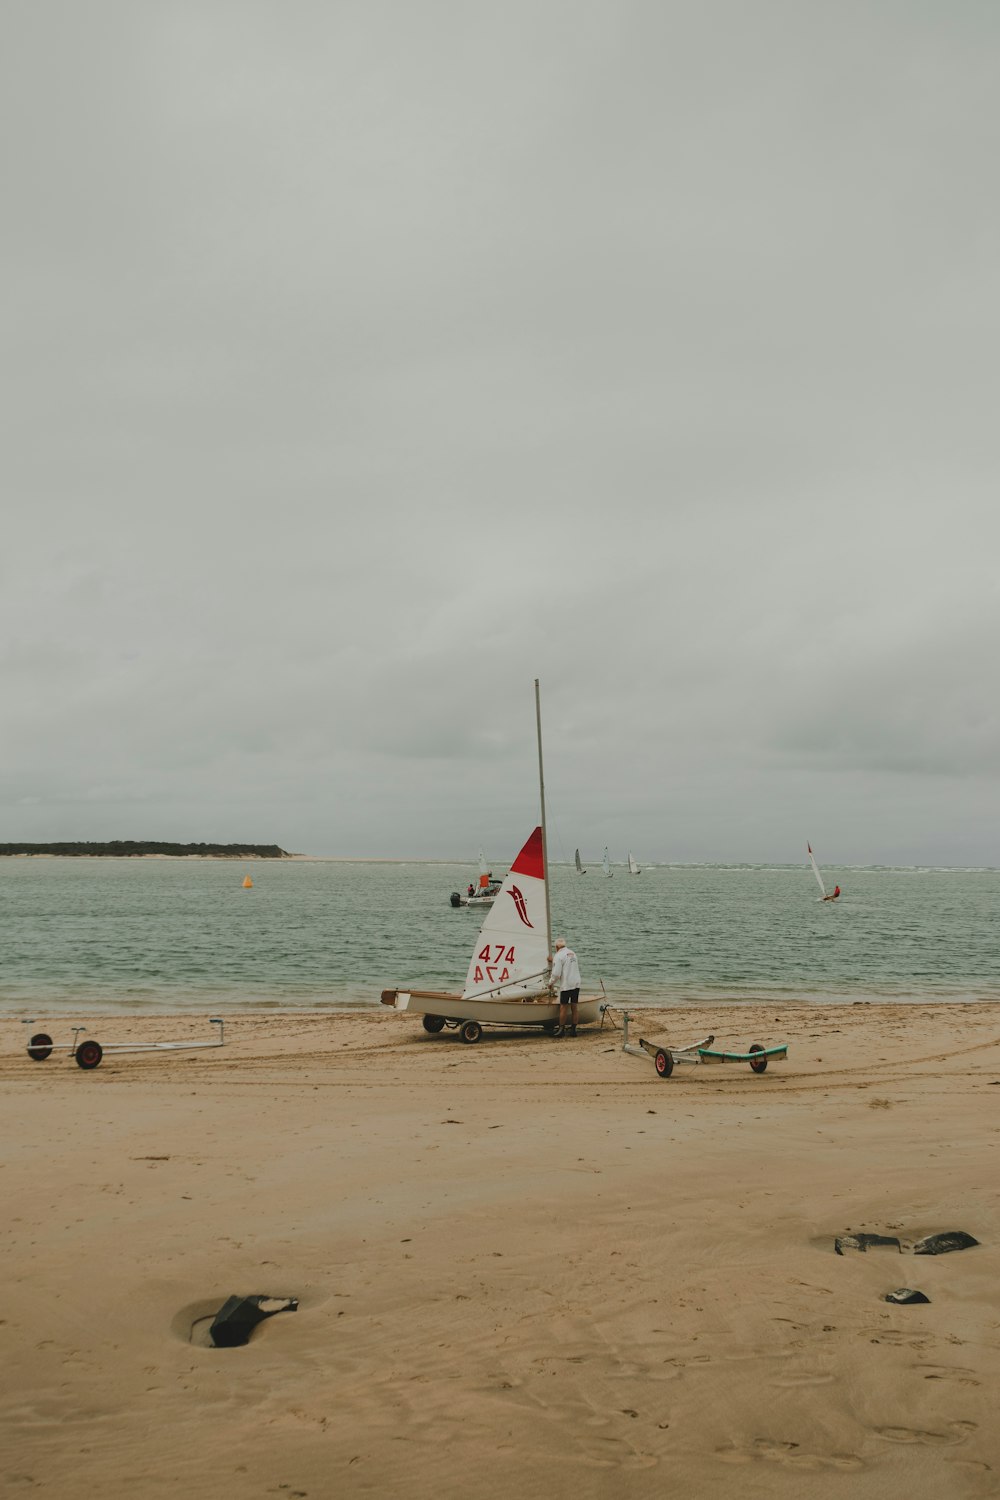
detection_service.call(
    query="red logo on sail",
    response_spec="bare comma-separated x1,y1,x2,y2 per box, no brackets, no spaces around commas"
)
508,884,533,927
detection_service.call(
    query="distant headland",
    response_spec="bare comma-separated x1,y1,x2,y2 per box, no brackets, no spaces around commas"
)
0,842,292,858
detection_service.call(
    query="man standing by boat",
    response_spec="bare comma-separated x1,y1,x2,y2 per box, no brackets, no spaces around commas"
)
550,937,582,1036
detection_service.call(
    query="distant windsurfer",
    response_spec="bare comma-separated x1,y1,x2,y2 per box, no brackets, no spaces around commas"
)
807,844,838,902
549,937,582,1036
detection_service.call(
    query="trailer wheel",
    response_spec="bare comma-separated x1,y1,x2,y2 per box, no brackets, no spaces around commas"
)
748,1043,767,1074
422,1015,446,1034
27,1033,53,1062
75,1040,104,1070
459,1020,483,1045
654,1048,674,1079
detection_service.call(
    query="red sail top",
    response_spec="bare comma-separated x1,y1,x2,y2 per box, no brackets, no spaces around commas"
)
510,826,544,881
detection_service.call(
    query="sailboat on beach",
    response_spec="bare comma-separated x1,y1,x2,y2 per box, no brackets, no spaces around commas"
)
381,682,601,1043
807,843,841,902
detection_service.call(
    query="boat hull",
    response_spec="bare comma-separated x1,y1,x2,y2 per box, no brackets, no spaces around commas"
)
381,988,601,1028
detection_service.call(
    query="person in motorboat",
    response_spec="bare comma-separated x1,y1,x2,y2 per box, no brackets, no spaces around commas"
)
549,937,582,1036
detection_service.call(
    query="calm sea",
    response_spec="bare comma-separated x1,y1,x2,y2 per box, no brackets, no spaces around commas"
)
0,858,998,1015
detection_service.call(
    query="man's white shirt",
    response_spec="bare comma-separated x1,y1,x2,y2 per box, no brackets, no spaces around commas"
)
550,945,581,990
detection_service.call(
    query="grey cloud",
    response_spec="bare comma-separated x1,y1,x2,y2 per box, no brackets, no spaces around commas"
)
3,2,999,861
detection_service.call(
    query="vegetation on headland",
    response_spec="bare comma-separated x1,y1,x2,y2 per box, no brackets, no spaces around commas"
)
0,842,291,858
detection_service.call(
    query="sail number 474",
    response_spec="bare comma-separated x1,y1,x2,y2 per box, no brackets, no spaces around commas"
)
473,943,516,984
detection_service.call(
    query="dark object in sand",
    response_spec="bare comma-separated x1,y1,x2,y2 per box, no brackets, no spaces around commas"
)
209,1295,298,1348
912,1231,979,1256
884,1288,931,1305
834,1234,902,1256
835,1229,979,1257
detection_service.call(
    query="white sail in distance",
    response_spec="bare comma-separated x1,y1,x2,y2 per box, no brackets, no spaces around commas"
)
627,850,640,875
575,848,585,874
602,847,613,878
807,842,827,897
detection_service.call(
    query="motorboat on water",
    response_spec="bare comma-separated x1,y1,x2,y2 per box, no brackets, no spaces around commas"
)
450,849,502,906
383,682,601,1042
449,877,503,908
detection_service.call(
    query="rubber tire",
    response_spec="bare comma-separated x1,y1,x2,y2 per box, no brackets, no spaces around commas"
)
654,1048,674,1079
75,1039,104,1070
28,1032,53,1061
459,1020,483,1045
748,1043,767,1074
422,1015,446,1034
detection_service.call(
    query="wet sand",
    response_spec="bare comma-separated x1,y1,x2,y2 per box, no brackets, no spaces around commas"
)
2,1003,999,1498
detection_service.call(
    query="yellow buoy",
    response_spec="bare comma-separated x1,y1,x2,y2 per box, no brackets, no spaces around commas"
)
242,875,253,888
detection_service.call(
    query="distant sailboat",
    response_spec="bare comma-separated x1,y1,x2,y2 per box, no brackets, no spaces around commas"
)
575,848,586,875
807,843,840,902
627,851,641,876
602,847,613,878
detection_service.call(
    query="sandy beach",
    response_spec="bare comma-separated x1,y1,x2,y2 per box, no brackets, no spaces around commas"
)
3,1002,999,1498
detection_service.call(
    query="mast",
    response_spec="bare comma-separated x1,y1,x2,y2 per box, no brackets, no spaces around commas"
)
534,678,554,962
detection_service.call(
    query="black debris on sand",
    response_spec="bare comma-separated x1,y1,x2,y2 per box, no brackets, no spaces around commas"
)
209,1295,299,1348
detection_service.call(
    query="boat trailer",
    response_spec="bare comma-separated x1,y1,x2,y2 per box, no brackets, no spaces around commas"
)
24,1018,225,1070
608,1008,788,1078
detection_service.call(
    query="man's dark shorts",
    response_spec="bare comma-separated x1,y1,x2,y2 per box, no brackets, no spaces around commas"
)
560,988,580,1005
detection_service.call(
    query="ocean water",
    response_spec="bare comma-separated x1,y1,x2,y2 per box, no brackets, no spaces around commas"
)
0,858,998,1015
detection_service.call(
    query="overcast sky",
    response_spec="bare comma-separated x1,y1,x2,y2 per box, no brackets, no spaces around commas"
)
3,2,998,864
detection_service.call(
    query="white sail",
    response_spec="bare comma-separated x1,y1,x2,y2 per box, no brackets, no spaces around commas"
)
575,848,585,874
627,850,640,875
807,842,827,897
478,847,488,876
462,827,550,1000
602,846,613,878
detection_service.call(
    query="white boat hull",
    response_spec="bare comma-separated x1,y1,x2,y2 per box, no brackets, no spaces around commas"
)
381,988,601,1028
